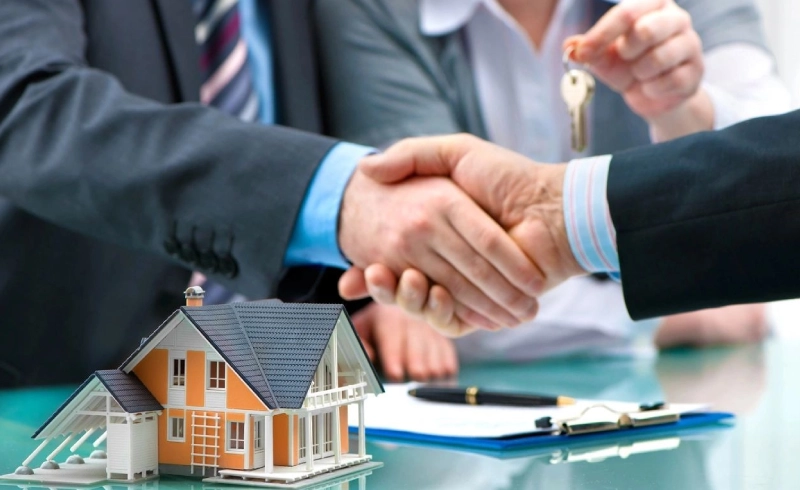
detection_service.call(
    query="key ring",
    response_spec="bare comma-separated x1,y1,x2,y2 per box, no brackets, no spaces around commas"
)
563,45,579,82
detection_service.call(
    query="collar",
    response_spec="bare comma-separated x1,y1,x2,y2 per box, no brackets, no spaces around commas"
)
419,0,621,37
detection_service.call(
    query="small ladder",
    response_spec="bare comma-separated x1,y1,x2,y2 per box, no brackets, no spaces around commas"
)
191,411,220,477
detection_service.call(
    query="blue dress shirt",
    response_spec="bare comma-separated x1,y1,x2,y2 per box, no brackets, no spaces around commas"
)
563,155,621,277
239,0,373,270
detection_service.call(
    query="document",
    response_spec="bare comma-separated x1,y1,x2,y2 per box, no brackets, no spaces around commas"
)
350,383,707,439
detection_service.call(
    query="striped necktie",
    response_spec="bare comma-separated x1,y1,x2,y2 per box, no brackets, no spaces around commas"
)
190,0,258,304
193,0,259,121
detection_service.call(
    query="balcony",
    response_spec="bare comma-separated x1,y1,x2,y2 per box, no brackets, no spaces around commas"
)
303,382,368,411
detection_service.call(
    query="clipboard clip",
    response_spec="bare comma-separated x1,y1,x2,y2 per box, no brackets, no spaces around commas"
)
536,402,680,436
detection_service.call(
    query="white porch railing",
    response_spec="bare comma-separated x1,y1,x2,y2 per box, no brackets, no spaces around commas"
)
303,382,367,411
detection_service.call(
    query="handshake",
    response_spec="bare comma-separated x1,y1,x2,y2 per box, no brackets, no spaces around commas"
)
337,134,591,338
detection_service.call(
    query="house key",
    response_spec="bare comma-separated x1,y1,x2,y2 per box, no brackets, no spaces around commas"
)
561,47,595,152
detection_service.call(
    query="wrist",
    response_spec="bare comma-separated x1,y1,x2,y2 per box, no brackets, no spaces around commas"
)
647,88,714,142
512,164,583,284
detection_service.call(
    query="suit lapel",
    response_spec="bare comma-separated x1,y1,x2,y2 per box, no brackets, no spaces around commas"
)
151,0,202,102
267,0,323,132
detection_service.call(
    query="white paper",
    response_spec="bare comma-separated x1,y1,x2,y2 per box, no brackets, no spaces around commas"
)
349,383,706,439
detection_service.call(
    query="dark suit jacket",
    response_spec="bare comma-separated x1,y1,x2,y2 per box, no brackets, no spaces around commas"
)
608,110,800,320
0,0,336,386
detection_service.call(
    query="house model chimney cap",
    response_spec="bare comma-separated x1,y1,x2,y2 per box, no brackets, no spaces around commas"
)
184,286,205,299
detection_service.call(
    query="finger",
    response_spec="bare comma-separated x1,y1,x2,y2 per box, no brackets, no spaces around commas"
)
440,333,459,378
454,301,501,333
617,6,691,61
364,263,399,305
359,134,483,183
338,267,370,300
405,321,432,381
447,197,545,299
373,309,408,381
631,30,701,81
423,286,482,337
639,58,703,99
395,269,430,315
350,305,376,361
427,240,520,328
577,0,669,62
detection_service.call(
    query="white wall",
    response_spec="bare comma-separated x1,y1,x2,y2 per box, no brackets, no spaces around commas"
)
755,0,800,103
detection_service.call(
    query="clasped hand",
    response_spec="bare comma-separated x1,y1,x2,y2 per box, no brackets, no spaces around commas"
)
337,134,582,337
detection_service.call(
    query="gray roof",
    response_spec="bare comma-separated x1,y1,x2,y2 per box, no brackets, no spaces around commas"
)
32,370,162,438
94,370,163,413
180,301,359,410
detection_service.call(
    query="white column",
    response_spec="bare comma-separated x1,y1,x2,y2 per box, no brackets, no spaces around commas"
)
127,419,133,481
93,431,108,447
264,413,274,473
46,433,75,461
333,407,341,463
332,323,339,390
70,427,97,453
244,414,251,469
305,412,314,471
358,400,365,457
22,438,51,466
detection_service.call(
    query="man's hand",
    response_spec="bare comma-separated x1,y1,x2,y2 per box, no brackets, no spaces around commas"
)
351,302,458,382
339,135,585,328
566,0,712,140
338,165,543,336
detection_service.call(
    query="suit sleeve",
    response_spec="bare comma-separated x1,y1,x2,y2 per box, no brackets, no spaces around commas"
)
0,0,339,298
608,110,800,319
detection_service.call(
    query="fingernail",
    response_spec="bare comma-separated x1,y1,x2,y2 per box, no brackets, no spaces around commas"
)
427,295,439,311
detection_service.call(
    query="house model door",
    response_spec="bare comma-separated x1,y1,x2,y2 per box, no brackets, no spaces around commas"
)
253,415,265,469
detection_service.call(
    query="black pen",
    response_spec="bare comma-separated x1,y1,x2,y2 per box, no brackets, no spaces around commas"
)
408,386,576,407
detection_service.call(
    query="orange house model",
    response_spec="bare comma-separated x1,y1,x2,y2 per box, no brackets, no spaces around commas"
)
10,288,384,487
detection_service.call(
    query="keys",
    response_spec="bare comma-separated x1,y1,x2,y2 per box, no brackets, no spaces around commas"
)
561,69,595,153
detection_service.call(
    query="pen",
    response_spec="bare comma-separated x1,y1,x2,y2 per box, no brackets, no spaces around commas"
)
408,386,576,407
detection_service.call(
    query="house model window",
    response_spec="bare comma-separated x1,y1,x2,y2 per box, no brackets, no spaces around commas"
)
227,421,245,451
168,417,185,442
172,358,186,387
208,361,226,390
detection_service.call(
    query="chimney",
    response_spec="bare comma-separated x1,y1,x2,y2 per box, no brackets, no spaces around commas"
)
184,286,205,307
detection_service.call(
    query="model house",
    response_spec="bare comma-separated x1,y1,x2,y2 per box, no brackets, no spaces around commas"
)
8,288,384,487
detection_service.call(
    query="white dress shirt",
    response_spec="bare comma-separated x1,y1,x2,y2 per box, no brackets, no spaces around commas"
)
420,0,792,362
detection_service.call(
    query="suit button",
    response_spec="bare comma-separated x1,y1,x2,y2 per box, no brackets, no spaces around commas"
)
199,251,219,272
163,238,179,256
219,256,239,279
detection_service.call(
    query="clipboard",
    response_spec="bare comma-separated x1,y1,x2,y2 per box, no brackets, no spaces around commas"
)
348,384,733,453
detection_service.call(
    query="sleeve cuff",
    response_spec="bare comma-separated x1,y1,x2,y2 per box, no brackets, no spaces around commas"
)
283,142,376,269
563,156,620,278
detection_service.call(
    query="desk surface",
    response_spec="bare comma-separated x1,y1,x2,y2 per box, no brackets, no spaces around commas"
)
2,339,799,490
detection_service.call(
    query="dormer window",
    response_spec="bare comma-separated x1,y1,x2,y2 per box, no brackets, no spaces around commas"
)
208,360,226,390
171,358,186,387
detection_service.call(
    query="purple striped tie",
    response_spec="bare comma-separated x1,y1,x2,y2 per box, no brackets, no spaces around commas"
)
193,0,259,121
190,0,259,303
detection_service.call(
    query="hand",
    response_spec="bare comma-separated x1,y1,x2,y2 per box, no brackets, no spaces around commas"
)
350,302,459,382
338,165,542,335
340,135,585,328
566,0,712,139
655,304,768,348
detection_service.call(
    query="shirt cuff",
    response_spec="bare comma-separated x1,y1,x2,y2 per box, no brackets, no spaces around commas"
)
283,142,376,269
563,155,621,278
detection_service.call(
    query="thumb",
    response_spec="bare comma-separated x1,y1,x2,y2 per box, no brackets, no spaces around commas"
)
359,135,474,183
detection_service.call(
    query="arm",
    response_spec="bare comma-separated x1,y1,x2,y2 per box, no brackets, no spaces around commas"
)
0,0,335,299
